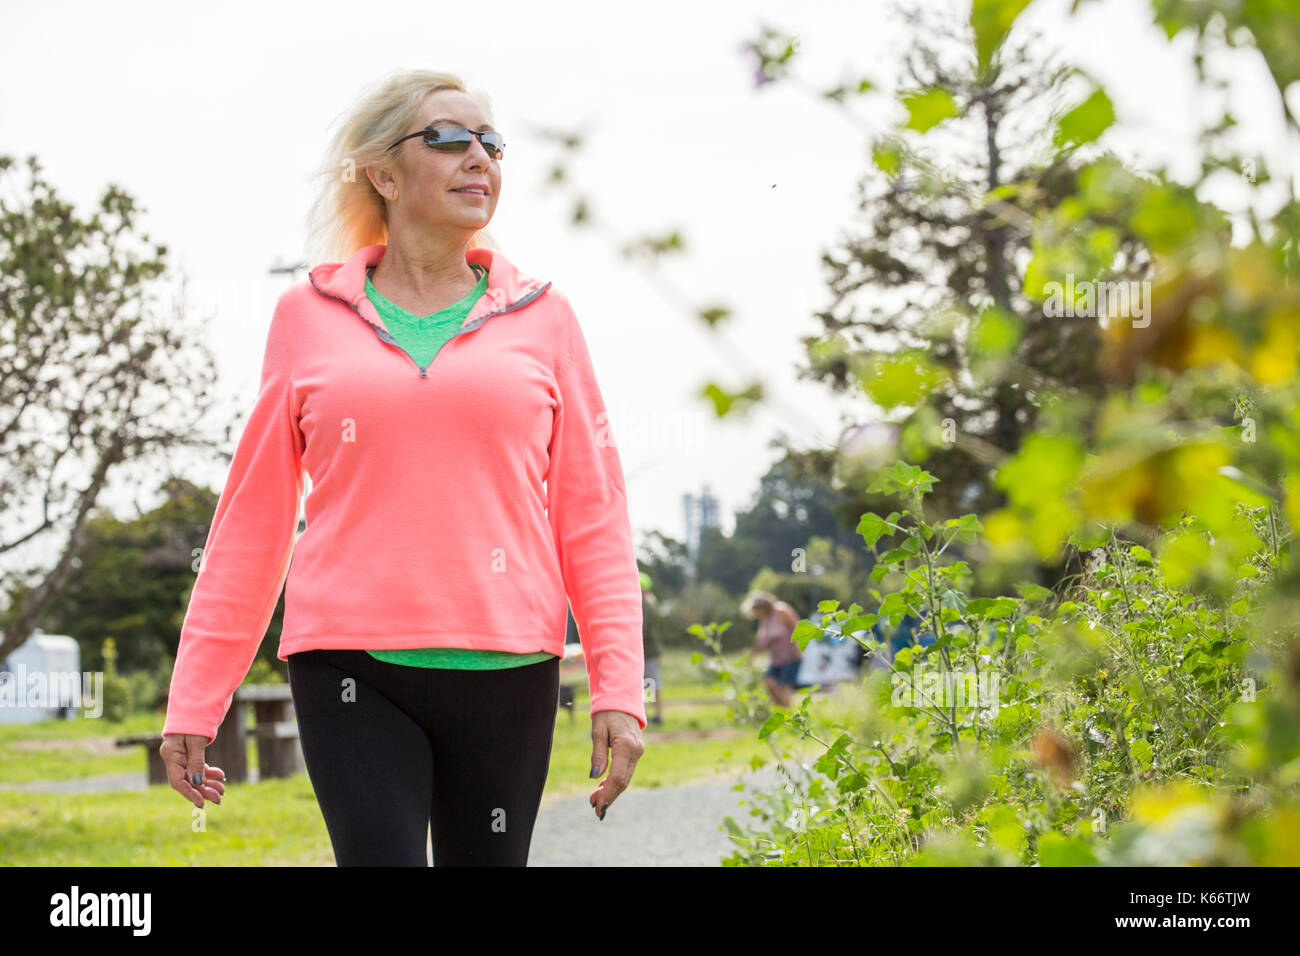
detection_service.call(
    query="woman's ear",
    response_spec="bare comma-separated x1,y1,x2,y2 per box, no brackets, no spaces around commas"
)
366,159,399,202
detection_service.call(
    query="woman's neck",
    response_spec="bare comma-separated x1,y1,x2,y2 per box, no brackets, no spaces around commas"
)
369,241,478,315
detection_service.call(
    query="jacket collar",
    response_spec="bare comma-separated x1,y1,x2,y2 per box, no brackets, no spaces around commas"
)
307,243,550,332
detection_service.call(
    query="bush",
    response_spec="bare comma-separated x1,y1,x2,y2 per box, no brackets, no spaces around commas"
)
699,463,1297,865
97,637,133,723
242,657,285,686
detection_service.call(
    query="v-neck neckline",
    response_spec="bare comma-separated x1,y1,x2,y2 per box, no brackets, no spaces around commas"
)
364,263,487,321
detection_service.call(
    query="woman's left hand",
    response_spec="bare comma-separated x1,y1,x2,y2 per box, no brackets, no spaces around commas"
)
588,710,644,821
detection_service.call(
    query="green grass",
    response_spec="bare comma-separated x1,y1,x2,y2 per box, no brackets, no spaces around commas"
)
0,653,726,784
0,709,268,785
1,775,337,866
0,712,163,783
0,650,781,865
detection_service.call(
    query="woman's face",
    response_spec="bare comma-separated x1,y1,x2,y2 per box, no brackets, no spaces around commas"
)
378,89,502,237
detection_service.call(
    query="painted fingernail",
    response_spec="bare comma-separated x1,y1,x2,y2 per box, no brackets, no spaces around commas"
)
589,766,600,778
191,772,203,788
598,803,607,820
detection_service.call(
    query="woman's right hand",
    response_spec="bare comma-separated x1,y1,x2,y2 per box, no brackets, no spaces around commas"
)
161,733,226,809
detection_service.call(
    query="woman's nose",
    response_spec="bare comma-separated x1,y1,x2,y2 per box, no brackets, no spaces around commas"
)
464,137,494,167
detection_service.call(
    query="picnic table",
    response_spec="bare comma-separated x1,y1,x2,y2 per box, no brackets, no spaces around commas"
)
122,647,593,783
116,682,302,785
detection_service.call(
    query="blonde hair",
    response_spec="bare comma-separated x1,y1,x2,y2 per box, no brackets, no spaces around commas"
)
305,68,499,265
740,590,779,618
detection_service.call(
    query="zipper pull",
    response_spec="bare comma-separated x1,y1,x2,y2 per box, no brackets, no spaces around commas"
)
420,367,427,378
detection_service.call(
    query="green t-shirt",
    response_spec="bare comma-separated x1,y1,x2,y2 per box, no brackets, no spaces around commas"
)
361,263,556,671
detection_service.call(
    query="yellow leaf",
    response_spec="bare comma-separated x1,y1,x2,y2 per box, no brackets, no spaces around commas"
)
1251,308,1300,384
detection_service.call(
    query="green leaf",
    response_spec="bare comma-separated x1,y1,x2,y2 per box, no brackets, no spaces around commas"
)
901,87,958,133
856,350,949,410
966,596,1019,619
1130,737,1153,771
878,547,914,566
995,434,1084,508
872,142,901,177
813,733,853,778
971,0,1033,72
792,619,822,652
1158,529,1211,590
844,614,879,635
1054,87,1115,147
700,381,763,418
988,804,1023,853
758,712,786,739
1038,831,1098,866
1017,582,1053,602
839,772,868,792
971,306,1022,357
857,512,889,547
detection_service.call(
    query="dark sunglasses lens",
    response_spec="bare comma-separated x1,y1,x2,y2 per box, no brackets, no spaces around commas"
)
424,126,469,150
423,126,503,158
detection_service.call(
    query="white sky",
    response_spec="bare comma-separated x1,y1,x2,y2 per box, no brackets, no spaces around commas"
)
2,0,1296,552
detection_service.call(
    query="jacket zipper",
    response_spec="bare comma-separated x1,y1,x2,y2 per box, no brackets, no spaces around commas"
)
308,273,552,378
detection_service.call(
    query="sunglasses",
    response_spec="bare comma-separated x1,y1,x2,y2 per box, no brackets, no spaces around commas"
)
388,122,505,159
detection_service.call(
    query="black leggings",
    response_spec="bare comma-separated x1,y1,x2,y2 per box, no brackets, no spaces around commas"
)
286,648,559,866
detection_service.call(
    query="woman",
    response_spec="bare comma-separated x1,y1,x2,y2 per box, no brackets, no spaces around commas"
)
158,70,646,866
742,590,803,708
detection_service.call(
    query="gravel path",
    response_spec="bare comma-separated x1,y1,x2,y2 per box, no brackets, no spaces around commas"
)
526,766,782,866
2,765,790,867
0,771,149,794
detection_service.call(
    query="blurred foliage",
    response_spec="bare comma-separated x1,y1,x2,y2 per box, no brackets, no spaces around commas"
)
96,637,132,724
800,2,1150,529
697,0,1300,865
702,463,1297,865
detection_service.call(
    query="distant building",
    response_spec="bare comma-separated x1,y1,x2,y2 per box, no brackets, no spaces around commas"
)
682,483,721,576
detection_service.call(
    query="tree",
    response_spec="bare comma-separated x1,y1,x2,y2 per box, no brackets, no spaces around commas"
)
0,155,227,664
17,476,277,676
789,3,1151,522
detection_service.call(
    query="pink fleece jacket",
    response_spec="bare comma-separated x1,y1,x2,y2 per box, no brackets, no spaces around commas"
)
162,243,645,743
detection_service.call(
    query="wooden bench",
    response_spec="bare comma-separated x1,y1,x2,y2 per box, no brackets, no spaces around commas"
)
114,734,169,785
116,682,302,784
235,684,302,780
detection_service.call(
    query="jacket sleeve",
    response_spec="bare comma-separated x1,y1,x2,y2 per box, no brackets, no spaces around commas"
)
545,291,646,729
162,299,305,744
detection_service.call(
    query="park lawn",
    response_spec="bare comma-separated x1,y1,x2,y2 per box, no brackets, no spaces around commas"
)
0,711,770,866
0,650,726,786
0,711,263,785
1,774,337,866
0,652,786,865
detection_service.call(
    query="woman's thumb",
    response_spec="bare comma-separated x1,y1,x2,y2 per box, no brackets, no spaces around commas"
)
186,737,206,788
